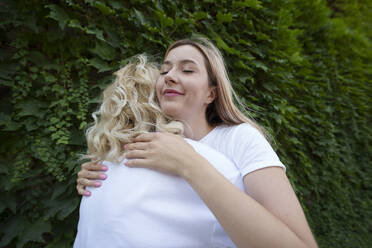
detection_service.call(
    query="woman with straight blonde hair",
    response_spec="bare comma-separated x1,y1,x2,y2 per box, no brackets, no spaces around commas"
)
76,37,318,248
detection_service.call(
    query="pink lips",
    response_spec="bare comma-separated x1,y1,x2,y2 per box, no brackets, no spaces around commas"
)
163,89,183,97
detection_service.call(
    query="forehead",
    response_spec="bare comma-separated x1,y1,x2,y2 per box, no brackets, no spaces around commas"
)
164,45,205,66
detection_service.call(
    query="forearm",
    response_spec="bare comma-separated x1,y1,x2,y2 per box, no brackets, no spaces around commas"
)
182,157,312,248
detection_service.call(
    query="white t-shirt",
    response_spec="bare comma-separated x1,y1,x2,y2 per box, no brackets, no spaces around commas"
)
74,123,285,248
199,123,285,177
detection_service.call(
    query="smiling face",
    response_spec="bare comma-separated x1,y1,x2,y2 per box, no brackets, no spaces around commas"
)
156,45,216,123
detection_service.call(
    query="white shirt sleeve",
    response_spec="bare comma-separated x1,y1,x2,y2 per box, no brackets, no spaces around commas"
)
231,123,286,177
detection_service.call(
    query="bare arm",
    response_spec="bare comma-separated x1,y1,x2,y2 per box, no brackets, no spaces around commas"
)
243,167,318,248
182,159,318,248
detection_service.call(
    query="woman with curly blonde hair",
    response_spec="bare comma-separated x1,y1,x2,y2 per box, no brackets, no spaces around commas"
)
83,54,183,163
76,38,318,248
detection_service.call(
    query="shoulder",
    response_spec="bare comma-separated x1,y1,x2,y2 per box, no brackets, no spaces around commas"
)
218,123,279,161
200,122,268,154
186,138,229,159
234,123,263,135
101,159,125,168
226,123,275,155
185,138,236,175
216,123,266,143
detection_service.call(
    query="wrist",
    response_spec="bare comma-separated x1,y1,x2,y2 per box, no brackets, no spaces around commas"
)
180,155,210,181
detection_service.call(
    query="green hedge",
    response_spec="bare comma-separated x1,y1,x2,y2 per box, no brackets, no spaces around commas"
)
0,0,371,247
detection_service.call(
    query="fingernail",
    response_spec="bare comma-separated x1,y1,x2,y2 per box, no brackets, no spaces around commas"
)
94,181,102,187
101,166,108,171
99,174,107,180
84,191,91,196
124,161,131,167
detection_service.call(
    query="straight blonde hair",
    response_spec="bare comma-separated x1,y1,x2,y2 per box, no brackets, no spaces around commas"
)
165,37,266,136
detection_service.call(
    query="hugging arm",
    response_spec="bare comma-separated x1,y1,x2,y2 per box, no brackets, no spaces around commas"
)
183,159,318,248
242,167,318,248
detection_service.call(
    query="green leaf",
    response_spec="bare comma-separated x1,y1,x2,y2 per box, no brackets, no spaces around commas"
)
2,121,22,131
0,216,25,246
289,51,303,64
108,0,123,10
89,41,116,61
233,0,262,9
0,78,12,87
134,9,146,25
28,51,48,66
67,19,83,30
0,112,11,125
106,30,121,48
241,51,254,60
0,192,16,213
217,11,233,23
155,10,174,27
57,197,80,220
17,100,48,118
212,35,239,55
0,63,18,82
93,2,115,15
0,201,5,213
88,58,112,72
51,183,71,201
17,220,51,247
86,26,105,42
252,60,268,72
256,32,270,41
43,73,57,83
46,4,70,30
193,11,208,21
236,60,249,69
25,118,39,131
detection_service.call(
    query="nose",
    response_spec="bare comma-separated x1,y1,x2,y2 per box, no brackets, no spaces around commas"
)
164,68,178,85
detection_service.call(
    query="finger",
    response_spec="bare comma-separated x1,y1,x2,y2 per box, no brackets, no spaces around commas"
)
82,161,108,171
124,150,147,159
77,177,103,188
78,170,106,180
132,132,157,143
124,158,149,168
125,142,150,151
76,185,91,196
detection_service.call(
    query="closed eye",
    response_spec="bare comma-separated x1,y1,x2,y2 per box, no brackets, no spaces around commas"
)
183,70,194,73
160,71,168,75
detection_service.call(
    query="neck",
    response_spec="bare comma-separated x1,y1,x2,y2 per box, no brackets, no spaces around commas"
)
180,115,214,141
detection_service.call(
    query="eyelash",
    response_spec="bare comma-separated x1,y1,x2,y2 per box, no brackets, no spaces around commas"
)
160,70,194,75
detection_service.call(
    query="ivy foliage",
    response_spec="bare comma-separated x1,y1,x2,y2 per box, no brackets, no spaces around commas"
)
0,0,371,247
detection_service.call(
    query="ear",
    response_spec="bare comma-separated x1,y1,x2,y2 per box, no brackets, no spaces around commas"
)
206,86,216,104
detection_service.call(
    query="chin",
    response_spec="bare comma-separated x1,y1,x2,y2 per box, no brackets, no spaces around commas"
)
161,106,182,119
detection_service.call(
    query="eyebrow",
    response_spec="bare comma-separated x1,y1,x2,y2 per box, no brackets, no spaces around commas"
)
163,59,198,66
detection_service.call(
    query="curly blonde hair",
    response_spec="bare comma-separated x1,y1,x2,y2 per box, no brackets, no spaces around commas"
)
84,55,184,162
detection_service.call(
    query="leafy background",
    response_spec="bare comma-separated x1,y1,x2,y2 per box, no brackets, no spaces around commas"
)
0,0,371,247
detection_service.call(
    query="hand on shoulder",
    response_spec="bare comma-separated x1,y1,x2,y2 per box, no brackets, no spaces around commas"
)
76,161,108,196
